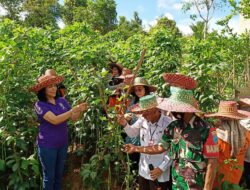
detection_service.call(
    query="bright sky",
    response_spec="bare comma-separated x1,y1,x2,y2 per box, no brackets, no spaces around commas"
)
115,0,240,34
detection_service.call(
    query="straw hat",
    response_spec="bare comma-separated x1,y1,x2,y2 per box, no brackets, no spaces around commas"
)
128,94,164,114
128,77,158,94
157,87,202,113
116,68,134,79
29,75,64,92
236,83,250,106
162,73,198,90
116,68,134,84
205,101,250,120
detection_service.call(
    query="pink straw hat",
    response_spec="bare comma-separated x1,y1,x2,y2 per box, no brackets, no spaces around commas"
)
162,73,198,90
29,75,64,92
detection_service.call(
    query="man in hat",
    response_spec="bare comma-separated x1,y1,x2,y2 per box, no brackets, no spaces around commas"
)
123,87,219,190
206,100,250,188
237,85,250,189
118,94,172,190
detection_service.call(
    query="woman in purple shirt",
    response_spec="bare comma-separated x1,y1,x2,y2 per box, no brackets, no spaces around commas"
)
29,75,88,190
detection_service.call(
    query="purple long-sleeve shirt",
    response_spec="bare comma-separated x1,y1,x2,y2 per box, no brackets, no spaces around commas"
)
34,97,71,148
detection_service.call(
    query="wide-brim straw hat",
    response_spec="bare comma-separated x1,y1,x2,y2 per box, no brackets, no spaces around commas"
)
157,86,203,113
238,96,250,106
108,62,123,73
205,101,250,120
128,94,164,114
128,77,157,94
29,75,64,92
162,73,198,90
235,83,250,106
116,68,134,79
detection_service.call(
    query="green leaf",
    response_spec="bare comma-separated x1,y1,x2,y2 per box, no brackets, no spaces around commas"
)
0,159,5,171
12,163,19,172
31,165,39,176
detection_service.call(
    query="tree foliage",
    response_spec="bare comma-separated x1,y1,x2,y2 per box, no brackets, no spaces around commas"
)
62,0,117,34
150,16,182,37
116,12,144,39
0,0,250,189
0,0,61,28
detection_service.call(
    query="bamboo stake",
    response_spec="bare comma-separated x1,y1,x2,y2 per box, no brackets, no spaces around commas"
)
121,49,147,112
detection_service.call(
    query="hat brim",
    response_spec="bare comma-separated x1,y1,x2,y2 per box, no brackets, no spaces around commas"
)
108,63,123,72
205,110,250,120
29,76,64,92
116,74,134,79
156,98,203,113
162,73,198,90
128,84,158,94
128,98,164,114
238,97,250,106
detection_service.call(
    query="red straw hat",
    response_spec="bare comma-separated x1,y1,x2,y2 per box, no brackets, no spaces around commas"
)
29,75,64,92
162,73,198,90
205,101,250,120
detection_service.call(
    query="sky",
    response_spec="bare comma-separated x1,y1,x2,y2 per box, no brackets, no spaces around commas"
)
1,0,240,35
115,0,240,35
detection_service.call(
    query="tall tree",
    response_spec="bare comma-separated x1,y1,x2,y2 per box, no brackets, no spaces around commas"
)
116,12,143,39
62,0,87,25
23,0,61,28
0,0,23,21
241,0,250,18
190,21,205,40
62,0,117,34
182,0,218,38
133,11,142,26
150,16,182,37
0,0,61,28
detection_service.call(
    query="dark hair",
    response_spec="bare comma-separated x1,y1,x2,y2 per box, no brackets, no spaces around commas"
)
132,86,150,104
110,65,122,75
171,112,185,120
37,87,60,102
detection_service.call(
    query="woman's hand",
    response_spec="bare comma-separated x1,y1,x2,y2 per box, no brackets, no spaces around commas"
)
123,144,137,154
124,113,133,121
117,115,127,127
70,103,88,121
72,103,88,114
77,103,88,112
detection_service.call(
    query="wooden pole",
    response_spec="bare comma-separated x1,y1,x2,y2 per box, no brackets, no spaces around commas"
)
121,49,147,112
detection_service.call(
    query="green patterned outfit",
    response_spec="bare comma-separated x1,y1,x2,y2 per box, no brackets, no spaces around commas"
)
159,116,218,190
